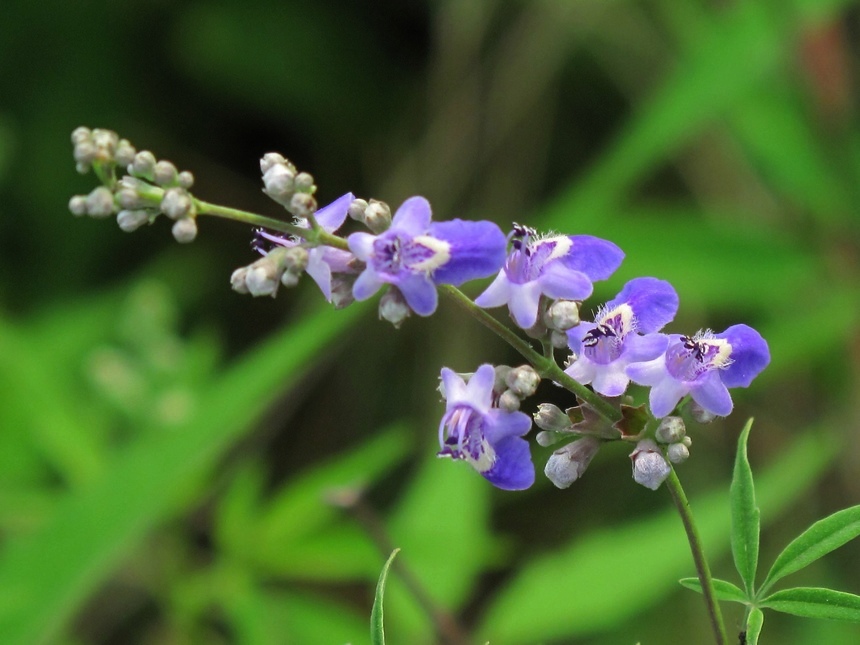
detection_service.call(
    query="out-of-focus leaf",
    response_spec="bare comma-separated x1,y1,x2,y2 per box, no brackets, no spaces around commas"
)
477,428,835,643
678,577,747,604
371,549,400,645
761,505,860,595
731,420,760,593
762,587,860,622
0,302,366,645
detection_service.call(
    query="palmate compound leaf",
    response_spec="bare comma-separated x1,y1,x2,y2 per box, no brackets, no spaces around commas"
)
760,505,860,595
731,419,760,594
371,549,400,645
761,587,860,622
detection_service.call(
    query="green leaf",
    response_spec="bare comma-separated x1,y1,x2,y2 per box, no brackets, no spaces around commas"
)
761,587,860,622
0,303,366,645
371,549,400,645
731,419,760,593
678,577,747,603
746,607,764,645
761,505,860,594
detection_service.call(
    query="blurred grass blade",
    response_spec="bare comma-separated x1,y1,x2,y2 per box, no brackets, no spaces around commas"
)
761,587,860,622
478,428,834,643
746,607,764,645
371,548,400,645
0,303,366,645
678,577,746,603
760,505,860,595
731,419,760,594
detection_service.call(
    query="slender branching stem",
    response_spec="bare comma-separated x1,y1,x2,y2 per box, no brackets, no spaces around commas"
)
664,467,728,645
439,286,621,423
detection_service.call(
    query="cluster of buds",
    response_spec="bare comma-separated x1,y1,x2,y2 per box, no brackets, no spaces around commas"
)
230,245,309,298
493,365,541,412
261,153,317,218
655,416,692,464
347,198,392,234
69,128,198,243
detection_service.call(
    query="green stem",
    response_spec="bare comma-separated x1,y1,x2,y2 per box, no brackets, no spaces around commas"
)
664,467,728,645
439,286,621,423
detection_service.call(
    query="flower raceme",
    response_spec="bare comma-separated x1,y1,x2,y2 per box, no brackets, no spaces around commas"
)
437,365,534,490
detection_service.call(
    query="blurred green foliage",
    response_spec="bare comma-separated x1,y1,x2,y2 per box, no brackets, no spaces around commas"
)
1,0,860,643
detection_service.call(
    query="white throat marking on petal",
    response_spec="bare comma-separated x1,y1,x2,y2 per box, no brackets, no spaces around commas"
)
411,235,452,272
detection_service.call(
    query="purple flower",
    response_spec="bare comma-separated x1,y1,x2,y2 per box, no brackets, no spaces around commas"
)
474,225,624,329
626,324,770,418
565,277,678,396
437,364,534,490
347,197,506,316
254,192,356,300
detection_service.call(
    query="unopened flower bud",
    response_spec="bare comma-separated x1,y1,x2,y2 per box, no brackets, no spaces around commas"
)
505,365,540,398
544,299,580,331
290,192,317,218
177,171,194,189
348,198,368,221
282,246,309,272
69,195,88,217
667,442,690,464
280,269,301,288
535,431,558,447
153,160,178,186
245,263,280,297
230,267,250,294
550,330,568,349
260,152,289,175
171,217,197,243
690,402,717,424
630,440,671,490
131,150,157,179
73,141,96,165
493,365,512,395
330,275,356,308
545,436,602,489
91,129,119,162
115,139,137,166
534,403,572,432
86,186,115,218
161,188,193,219
116,209,151,232
117,186,148,210
682,436,692,448
364,199,391,233
498,389,521,411
262,164,296,205
379,288,410,328
71,126,91,144
294,171,315,193
655,416,686,444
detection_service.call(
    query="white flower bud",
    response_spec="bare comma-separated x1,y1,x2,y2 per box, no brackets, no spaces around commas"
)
245,264,280,297
161,188,193,219
262,163,295,205
534,403,572,432
177,171,194,189
260,152,290,175
131,150,157,178
171,217,197,243
545,436,601,489
379,288,410,328
630,440,671,490
116,209,151,232
282,246,309,272
153,160,178,186
682,436,692,448
493,365,512,394
71,126,91,144
363,199,391,233
498,389,521,411
348,198,368,221
280,269,301,288
544,299,580,331
655,416,686,444
550,330,569,349
73,141,96,165
290,192,317,218
91,128,119,161
667,442,690,464
505,365,540,398
85,186,115,218
230,267,250,294
69,195,88,217
115,139,137,166
294,171,315,193
690,402,717,424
